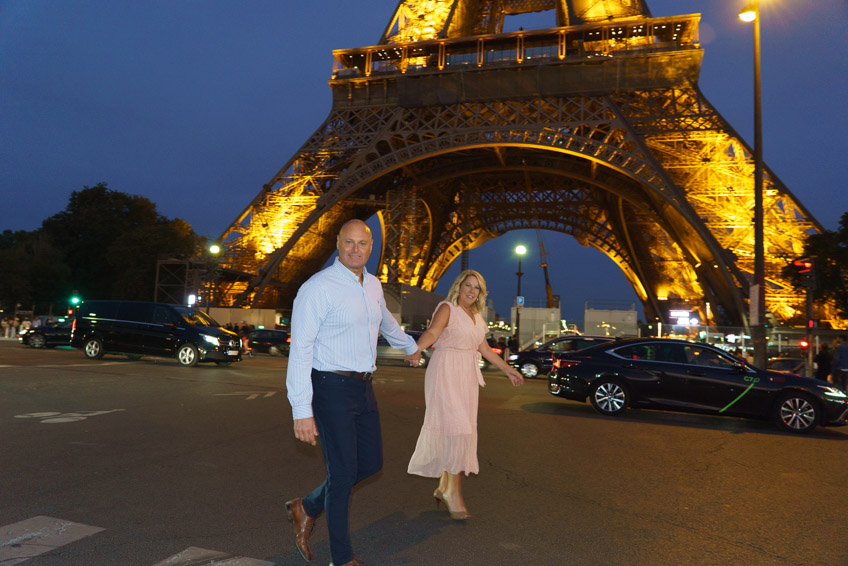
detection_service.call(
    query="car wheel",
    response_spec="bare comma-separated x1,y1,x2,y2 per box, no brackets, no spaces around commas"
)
83,338,104,359
177,343,199,367
589,378,628,416
519,361,541,379
29,334,46,348
774,391,818,433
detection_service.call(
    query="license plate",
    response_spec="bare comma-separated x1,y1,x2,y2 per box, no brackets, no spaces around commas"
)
227,350,240,356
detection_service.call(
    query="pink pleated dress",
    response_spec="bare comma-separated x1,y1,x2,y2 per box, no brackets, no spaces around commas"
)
408,301,487,477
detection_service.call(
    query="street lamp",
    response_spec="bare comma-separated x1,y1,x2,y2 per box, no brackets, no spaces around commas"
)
740,1,767,368
206,244,221,312
514,244,527,349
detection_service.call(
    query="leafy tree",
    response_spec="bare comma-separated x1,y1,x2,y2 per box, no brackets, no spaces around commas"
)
782,211,848,319
39,183,203,301
0,230,71,313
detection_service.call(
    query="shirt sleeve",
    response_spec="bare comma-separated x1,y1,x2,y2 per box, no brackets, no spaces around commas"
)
286,278,327,420
377,285,418,355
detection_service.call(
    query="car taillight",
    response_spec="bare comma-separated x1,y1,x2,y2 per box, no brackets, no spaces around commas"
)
552,359,581,369
492,347,503,355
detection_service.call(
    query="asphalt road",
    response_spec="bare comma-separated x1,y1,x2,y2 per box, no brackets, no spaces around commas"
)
1,339,847,566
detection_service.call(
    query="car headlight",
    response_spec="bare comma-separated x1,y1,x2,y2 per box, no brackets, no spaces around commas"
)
818,385,847,399
508,355,518,362
202,334,220,346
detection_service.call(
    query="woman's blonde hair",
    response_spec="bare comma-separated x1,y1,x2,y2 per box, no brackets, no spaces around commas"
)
445,269,487,314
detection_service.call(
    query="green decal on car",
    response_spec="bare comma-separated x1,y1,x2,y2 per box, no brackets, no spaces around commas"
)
718,375,760,413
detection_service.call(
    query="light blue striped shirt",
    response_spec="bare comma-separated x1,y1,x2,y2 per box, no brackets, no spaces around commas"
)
286,257,418,420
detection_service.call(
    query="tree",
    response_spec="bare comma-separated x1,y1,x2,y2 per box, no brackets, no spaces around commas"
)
0,230,71,313
39,183,202,301
782,211,848,319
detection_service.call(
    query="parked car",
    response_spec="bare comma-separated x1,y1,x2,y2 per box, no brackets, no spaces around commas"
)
248,329,289,356
71,300,241,367
548,338,847,434
509,335,615,378
767,357,805,375
19,319,73,348
376,330,430,368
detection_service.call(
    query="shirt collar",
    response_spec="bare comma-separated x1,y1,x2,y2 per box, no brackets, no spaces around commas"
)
332,256,369,282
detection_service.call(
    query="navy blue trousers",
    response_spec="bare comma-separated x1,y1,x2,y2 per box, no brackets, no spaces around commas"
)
301,370,382,565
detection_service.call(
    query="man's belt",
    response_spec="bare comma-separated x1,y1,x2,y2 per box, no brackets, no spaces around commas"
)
329,370,373,381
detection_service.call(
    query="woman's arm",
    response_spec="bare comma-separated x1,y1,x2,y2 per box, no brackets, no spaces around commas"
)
478,340,524,385
415,303,451,352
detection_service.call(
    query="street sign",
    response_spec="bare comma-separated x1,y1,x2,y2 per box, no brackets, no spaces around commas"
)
516,296,524,306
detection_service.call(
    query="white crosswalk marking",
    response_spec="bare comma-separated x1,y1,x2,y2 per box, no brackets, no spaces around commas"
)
0,515,104,565
0,517,274,565
151,546,274,565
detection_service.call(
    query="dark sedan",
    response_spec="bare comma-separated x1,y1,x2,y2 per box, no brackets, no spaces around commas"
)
247,329,289,356
508,335,615,378
548,338,847,433
19,319,73,348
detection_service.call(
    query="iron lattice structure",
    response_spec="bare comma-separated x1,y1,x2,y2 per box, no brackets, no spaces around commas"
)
218,0,834,328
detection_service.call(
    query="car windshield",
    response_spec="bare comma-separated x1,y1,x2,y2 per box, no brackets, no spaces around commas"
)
172,306,220,327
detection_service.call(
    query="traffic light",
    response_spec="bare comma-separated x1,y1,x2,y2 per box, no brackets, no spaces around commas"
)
792,257,816,289
799,338,810,353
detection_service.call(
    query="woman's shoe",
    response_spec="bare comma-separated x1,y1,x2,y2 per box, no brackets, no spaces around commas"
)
433,490,470,520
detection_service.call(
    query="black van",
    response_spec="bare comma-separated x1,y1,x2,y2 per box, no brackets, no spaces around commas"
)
70,300,241,367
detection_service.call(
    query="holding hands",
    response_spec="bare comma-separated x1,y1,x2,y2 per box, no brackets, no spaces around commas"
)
405,350,422,367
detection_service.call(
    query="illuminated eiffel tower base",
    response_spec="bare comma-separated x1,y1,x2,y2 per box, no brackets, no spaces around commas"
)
217,0,837,330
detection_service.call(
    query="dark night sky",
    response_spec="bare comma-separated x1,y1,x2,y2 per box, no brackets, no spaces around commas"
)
2,1,846,324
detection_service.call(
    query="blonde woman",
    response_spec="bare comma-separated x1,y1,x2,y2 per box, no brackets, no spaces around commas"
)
408,269,523,519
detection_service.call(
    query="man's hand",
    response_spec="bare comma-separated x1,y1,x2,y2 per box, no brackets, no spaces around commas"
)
293,417,319,445
405,350,422,367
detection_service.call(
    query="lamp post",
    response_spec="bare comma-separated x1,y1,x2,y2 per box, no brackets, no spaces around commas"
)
206,244,221,313
514,244,527,349
740,1,767,369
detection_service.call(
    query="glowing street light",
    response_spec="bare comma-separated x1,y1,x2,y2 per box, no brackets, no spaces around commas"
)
514,244,527,348
740,0,767,368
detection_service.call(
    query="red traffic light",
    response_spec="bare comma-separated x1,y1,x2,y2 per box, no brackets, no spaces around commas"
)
793,259,813,273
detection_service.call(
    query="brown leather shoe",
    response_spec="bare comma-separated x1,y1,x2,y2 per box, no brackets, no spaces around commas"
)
285,497,315,562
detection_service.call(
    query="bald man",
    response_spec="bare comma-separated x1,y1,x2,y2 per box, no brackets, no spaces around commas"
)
285,219,419,566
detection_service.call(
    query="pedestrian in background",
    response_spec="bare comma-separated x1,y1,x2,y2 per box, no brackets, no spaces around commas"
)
831,335,848,391
237,321,252,358
814,343,831,382
407,269,523,520
284,219,419,566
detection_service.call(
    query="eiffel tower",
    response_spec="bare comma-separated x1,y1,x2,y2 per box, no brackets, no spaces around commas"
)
216,0,832,329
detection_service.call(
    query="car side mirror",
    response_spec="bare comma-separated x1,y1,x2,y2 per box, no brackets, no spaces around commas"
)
733,362,748,374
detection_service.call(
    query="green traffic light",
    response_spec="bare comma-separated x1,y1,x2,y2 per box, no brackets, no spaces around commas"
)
70,296,81,305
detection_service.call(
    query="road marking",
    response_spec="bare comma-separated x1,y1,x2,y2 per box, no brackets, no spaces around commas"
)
0,516,104,565
38,362,126,367
14,409,126,423
214,391,278,400
0,362,127,368
152,546,274,565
